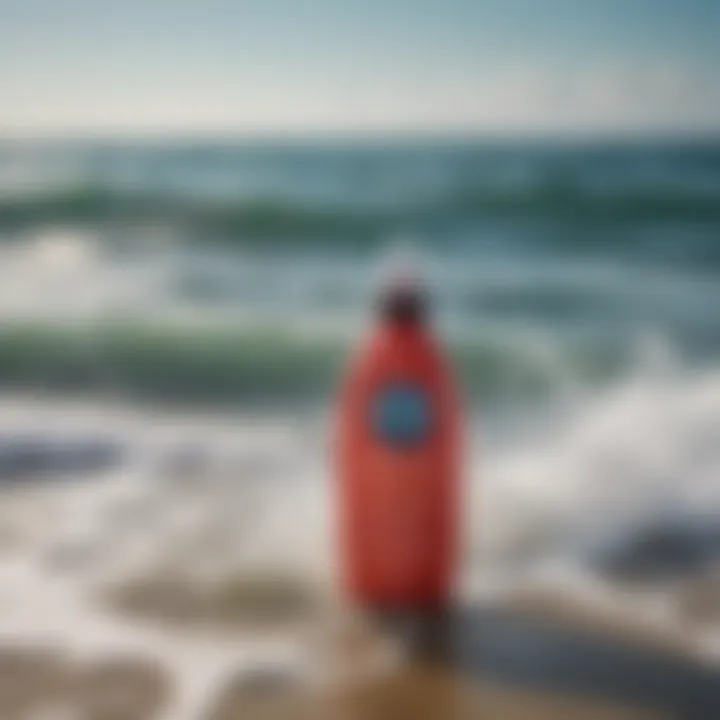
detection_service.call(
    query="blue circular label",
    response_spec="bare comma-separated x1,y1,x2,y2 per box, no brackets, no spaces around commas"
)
371,383,432,446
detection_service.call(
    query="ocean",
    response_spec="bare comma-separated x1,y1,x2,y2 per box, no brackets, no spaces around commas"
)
1,139,719,403
0,139,718,716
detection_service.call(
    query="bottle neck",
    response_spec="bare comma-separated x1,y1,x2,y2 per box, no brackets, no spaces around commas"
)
376,285,428,327
382,315,425,333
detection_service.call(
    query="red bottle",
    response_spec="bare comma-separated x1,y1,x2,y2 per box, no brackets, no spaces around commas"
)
335,272,461,610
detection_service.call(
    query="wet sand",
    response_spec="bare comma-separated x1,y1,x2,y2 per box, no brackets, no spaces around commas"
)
204,659,663,720
2,600,717,719
93,565,720,719
401,606,718,719
204,603,717,720
0,646,169,719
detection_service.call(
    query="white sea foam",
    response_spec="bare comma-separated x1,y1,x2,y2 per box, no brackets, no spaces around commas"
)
0,348,717,713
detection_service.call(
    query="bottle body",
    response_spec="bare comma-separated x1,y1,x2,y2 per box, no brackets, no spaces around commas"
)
336,323,460,609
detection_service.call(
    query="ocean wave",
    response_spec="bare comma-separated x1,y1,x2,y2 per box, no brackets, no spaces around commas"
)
1,183,719,245
0,188,383,241
0,321,627,405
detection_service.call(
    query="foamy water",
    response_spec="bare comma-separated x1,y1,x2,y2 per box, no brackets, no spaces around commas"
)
0,342,717,714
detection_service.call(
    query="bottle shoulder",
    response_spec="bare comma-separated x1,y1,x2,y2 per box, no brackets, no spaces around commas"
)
345,327,453,393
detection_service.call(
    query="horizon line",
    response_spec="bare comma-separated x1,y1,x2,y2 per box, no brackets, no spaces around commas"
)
1,127,719,145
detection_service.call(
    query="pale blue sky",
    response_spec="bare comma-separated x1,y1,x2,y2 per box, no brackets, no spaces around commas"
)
1,0,718,135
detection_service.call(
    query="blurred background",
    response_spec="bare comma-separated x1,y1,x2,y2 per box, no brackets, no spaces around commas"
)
0,1,718,718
